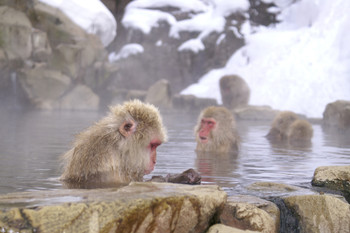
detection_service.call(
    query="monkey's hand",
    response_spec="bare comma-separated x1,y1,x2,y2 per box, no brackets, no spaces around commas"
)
166,168,201,185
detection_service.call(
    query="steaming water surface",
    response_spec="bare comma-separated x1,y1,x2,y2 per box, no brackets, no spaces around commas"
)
0,110,349,197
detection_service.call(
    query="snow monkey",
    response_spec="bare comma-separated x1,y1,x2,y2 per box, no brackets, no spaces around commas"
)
195,106,240,153
266,111,313,144
61,99,201,186
287,119,313,144
266,111,299,141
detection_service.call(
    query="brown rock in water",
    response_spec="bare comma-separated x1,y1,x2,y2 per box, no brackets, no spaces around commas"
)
283,194,350,233
312,165,350,195
323,100,350,131
0,182,227,233
219,195,280,233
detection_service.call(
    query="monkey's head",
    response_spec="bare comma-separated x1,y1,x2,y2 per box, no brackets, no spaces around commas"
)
195,106,238,152
287,119,313,142
266,111,299,141
273,111,298,133
108,100,168,178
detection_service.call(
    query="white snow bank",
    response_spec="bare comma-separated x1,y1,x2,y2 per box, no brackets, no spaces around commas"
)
109,44,144,62
182,0,350,118
123,0,249,53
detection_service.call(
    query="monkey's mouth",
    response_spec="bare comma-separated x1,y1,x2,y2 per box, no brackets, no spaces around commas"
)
199,136,209,143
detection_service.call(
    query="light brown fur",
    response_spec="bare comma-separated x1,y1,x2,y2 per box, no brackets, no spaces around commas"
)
195,106,239,153
287,119,313,142
266,111,313,144
266,111,299,140
60,100,167,184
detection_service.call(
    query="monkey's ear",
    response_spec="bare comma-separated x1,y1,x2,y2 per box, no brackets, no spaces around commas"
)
119,119,137,138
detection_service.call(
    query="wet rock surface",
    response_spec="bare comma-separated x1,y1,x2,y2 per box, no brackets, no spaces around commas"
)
219,195,280,233
312,165,350,201
0,182,226,233
283,194,350,233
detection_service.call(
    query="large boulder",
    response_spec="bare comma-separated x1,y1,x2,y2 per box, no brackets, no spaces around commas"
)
18,67,71,109
283,194,350,233
219,195,280,233
145,79,172,108
323,100,350,131
57,84,100,111
27,1,87,47
0,182,227,233
0,6,32,60
312,165,350,199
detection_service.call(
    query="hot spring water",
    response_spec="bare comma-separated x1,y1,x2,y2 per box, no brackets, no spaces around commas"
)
0,109,349,198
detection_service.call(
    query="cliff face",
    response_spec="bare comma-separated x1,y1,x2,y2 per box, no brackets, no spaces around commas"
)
0,0,278,111
0,0,114,110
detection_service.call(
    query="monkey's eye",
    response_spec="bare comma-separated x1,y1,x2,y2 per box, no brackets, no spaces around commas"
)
124,123,133,131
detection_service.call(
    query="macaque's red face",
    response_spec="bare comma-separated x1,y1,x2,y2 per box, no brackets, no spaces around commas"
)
145,139,162,174
198,118,216,144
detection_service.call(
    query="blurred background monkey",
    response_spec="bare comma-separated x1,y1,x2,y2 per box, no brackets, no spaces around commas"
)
195,106,239,153
266,111,313,145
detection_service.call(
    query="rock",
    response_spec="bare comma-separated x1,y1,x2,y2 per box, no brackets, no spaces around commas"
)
28,1,87,47
207,224,259,233
323,100,350,131
233,105,279,121
31,28,52,62
173,94,218,111
312,166,350,196
283,194,350,233
0,6,32,60
126,89,147,102
246,182,316,197
145,79,172,108
18,67,71,108
219,75,250,110
57,84,100,111
49,34,106,81
219,195,279,233
0,182,227,233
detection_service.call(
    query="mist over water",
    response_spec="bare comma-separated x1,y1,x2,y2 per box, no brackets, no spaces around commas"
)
1,109,349,198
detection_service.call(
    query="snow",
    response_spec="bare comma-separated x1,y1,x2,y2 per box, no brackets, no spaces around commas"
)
123,0,249,52
182,0,350,118
109,44,144,62
122,8,176,34
38,0,116,47
39,0,350,118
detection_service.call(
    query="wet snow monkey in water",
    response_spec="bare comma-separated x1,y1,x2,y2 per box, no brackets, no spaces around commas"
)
266,111,313,145
195,106,239,153
61,100,201,186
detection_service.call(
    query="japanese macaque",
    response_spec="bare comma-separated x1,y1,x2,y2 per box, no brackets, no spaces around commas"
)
60,99,201,186
266,111,313,145
287,119,313,143
219,75,250,110
266,111,299,141
195,106,239,153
